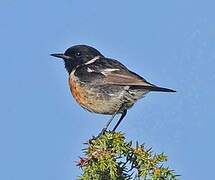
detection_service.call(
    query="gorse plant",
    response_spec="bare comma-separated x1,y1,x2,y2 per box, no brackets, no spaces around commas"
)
77,132,178,180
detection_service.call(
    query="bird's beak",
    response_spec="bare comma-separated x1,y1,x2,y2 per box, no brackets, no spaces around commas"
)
50,53,71,60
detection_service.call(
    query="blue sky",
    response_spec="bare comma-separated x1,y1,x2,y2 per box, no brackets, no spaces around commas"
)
0,0,214,179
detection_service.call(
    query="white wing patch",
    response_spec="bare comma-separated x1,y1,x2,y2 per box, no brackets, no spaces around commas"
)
87,67,119,75
87,67,94,72
101,68,120,75
103,68,120,72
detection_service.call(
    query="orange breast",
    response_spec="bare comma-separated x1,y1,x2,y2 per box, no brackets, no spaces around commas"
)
68,73,121,115
68,77,89,109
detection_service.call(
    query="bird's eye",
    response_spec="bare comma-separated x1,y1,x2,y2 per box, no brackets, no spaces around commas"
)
75,52,81,57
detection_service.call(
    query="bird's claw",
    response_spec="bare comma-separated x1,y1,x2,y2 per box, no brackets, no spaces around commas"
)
89,128,108,143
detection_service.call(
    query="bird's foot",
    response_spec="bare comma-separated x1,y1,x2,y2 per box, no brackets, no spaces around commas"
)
99,127,108,136
89,128,107,143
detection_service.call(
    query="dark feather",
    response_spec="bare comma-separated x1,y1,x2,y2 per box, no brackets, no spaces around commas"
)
132,85,176,92
75,57,176,93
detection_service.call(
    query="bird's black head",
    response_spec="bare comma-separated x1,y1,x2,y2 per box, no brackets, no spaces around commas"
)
51,45,104,74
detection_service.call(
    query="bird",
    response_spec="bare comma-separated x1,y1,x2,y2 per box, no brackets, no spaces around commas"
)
51,45,175,133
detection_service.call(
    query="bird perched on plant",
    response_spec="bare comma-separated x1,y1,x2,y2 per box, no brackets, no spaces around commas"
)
51,45,175,132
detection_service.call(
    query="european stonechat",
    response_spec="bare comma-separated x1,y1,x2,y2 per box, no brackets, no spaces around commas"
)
51,45,175,132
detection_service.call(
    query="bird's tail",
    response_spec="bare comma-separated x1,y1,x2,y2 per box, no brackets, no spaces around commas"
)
138,85,176,92
148,86,176,92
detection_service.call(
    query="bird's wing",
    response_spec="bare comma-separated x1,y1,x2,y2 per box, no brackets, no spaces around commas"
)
77,57,175,92
101,69,153,86
83,57,153,87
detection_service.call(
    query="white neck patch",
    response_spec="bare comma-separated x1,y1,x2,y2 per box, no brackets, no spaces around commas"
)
85,56,100,65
